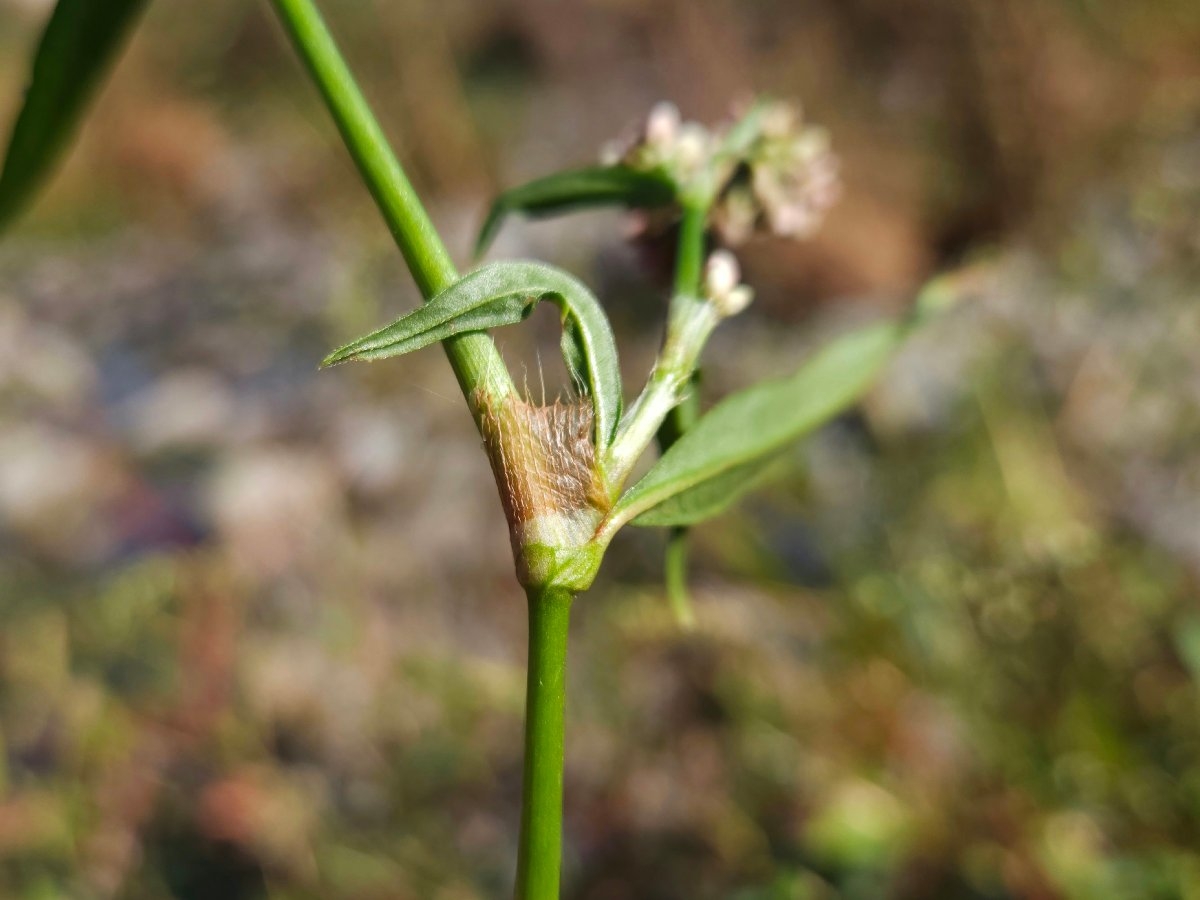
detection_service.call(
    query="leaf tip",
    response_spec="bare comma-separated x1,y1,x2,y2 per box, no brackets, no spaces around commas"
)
474,201,506,260
320,347,353,369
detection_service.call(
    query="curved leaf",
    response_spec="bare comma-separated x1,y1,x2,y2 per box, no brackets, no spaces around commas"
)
325,260,623,446
613,320,904,528
0,0,151,230
476,164,676,257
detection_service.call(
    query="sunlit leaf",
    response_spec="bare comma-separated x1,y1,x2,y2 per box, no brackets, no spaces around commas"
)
324,260,623,446
0,0,151,230
613,320,905,528
636,453,792,527
475,165,676,257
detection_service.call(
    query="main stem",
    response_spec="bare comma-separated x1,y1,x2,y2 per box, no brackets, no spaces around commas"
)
515,586,573,900
267,0,512,415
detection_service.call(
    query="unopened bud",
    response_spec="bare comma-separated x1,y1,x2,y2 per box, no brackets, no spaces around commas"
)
704,250,754,317
760,102,799,139
704,250,741,299
713,186,758,245
646,102,681,147
599,140,624,166
675,123,711,172
770,201,819,237
717,285,755,317
792,127,831,163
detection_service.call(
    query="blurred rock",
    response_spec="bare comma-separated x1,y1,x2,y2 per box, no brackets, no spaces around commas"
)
205,448,342,578
121,367,236,454
328,404,414,498
0,424,114,561
0,301,96,408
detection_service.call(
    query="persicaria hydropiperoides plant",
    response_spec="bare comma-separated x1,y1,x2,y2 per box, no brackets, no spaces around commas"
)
0,2,951,897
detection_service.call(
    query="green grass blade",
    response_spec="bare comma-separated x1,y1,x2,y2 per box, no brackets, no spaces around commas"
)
614,320,906,528
475,165,676,257
0,0,151,230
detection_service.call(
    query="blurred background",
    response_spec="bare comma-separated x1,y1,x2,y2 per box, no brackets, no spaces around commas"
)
1,0,1199,897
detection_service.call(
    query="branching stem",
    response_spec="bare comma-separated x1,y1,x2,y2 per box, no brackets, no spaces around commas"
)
604,202,716,482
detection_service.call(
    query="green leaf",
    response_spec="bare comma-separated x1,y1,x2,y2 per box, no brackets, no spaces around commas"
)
324,260,623,446
613,320,905,528
0,0,151,230
475,164,676,257
638,453,792,527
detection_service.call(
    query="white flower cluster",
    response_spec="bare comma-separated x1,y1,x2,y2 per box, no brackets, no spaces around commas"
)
715,103,841,243
603,100,841,245
601,101,713,185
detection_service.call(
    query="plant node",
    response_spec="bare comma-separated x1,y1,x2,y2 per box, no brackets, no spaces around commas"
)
478,390,610,590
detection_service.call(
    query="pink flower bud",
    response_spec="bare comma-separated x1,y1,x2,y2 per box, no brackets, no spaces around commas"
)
646,102,681,147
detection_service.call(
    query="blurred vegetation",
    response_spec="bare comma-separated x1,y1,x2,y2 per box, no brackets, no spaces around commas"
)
0,0,1198,897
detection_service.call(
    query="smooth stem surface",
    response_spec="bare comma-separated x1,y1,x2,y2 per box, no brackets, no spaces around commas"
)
654,200,708,625
654,200,708,459
267,0,512,412
605,203,715,479
672,199,708,297
657,200,709,446
664,527,696,628
516,586,573,900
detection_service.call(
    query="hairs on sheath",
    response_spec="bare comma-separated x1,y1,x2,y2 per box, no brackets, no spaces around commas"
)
478,392,607,531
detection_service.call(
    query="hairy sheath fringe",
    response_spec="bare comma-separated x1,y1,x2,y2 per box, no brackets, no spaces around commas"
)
478,392,609,556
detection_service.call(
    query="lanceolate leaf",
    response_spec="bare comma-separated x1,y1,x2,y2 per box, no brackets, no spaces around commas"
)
324,261,623,446
636,453,791,528
475,165,676,257
613,320,905,528
0,0,151,230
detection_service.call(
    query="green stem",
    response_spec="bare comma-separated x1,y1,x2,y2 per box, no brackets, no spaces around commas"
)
515,586,573,900
672,199,708,297
664,527,696,628
267,0,512,412
657,199,709,448
653,200,709,624
604,201,715,479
